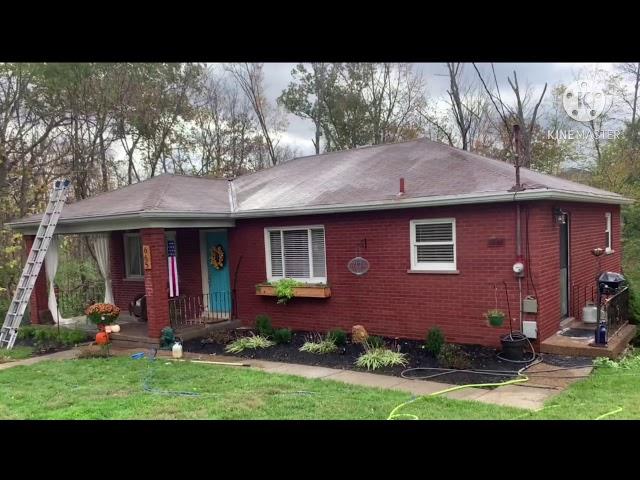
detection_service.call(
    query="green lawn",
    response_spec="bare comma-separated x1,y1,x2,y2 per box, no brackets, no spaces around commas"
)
0,346,34,364
0,355,638,419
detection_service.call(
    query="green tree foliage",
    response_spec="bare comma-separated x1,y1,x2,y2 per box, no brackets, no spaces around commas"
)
279,63,426,152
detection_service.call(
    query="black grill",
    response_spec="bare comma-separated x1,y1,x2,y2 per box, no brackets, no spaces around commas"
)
598,272,626,295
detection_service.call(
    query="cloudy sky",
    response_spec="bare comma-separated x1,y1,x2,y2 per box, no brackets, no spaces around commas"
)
252,62,617,156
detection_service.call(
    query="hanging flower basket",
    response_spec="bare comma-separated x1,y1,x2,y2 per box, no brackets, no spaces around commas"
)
484,309,505,327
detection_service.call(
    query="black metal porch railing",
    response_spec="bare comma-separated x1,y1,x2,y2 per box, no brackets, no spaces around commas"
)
570,281,597,322
56,282,105,318
168,291,235,328
603,286,629,336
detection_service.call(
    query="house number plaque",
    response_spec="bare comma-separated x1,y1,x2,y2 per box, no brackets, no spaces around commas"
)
143,245,152,270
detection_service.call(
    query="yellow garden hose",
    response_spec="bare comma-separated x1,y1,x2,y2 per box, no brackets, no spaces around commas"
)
387,374,530,420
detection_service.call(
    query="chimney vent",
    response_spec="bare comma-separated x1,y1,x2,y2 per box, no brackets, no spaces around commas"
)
399,177,405,196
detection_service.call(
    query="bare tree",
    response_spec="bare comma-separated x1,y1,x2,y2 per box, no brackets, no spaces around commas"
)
226,63,282,166
473,64,547,168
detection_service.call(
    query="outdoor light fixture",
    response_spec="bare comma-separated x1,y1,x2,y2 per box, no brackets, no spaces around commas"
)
553,208,568,224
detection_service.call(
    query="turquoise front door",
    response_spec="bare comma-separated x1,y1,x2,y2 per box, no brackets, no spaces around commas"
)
206,231,232,316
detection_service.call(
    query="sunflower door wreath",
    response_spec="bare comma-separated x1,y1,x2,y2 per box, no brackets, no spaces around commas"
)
210,244,225,270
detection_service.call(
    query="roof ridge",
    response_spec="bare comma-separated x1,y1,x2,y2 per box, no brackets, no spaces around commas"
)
232,138,425,181
149,175,173,210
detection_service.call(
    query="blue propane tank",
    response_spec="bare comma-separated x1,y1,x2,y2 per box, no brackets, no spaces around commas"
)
595,321,607,345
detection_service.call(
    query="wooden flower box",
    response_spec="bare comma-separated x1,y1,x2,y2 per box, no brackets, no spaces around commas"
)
255,283,332,298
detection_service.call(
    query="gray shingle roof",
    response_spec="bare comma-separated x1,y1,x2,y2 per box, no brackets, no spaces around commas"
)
8,138,631,229
232,138,624,212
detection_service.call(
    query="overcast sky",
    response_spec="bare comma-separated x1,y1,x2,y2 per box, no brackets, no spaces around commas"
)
251,62,617,156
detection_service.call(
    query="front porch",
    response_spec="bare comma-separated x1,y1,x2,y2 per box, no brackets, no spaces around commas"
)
26,225,237,347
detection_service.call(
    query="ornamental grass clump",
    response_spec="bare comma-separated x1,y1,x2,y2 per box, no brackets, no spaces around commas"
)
355,347,408,371
85,303,120,325
225,334,274,354
299,333,338,354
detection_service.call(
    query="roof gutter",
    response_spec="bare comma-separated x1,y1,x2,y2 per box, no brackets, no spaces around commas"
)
6,188,633,231
231,189,633,218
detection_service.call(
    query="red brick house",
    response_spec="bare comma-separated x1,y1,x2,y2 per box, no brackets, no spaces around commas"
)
7,139,633,349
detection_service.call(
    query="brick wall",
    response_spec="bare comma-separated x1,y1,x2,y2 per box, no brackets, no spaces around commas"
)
110,231,145,312
110,228,203,331
529,202,622,342
228,201,623,346
230,204,525,346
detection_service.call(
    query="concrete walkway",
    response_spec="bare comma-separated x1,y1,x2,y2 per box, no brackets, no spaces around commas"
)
1,346,591,411
121,348,590,410
0,348,80,371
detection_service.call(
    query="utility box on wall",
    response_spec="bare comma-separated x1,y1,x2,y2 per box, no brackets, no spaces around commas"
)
522,296,538,314
523,320,538,339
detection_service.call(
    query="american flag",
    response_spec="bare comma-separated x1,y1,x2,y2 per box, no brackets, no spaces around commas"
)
167,240,179,297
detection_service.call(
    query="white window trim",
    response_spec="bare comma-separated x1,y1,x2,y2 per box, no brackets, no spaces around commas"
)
410,218,457,271
605,212,614,253
264,225,327,284
123,232,144,280
123,231,177,280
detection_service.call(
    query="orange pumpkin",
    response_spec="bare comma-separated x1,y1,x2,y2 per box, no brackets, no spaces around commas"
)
95,331,110,345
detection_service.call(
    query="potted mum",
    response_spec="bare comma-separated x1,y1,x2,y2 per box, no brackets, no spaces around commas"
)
85,303,121,331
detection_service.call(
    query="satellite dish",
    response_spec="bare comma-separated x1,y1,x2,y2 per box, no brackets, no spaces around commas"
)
348,256,370,276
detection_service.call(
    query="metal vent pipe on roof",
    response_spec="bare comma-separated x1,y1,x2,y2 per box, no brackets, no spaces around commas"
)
399,178,405,195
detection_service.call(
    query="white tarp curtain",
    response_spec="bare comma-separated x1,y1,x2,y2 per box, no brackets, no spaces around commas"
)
44,236,69,324
91,233,114,305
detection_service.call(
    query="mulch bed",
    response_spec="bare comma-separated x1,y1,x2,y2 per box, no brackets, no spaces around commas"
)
183,330,535,386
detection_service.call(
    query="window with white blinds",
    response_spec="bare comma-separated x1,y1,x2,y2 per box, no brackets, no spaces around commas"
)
410,219,457,271
265,226,327,282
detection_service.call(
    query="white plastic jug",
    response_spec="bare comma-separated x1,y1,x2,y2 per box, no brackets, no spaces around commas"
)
582,303,597,324
172,341,183,359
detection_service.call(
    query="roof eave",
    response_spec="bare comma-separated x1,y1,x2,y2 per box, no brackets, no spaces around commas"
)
6,189,632,231
232,189,633,218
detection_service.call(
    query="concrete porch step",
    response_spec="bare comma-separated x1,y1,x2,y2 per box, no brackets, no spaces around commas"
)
541,323,636,359
108,319,242,349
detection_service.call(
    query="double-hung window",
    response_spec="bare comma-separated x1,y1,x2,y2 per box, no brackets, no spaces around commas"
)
123,231,177,280
605,212,613,252
410,218,457,271
124,233,144,279
265,226,326,283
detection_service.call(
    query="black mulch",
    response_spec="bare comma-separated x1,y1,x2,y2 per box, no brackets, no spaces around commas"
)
182,331,546,387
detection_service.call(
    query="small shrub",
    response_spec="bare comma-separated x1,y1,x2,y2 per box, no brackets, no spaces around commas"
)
58,329,88,346
17,325,36,341
225,334,274,353
78,345,111,359
437,344,472,370
33,327,57,350
365,335,384,349
273,328,293,344
160,327,175,348
593,357,619,369
299,333,338,354
356,348,408,371
255,314,274,338
327,329,347,346
425,327,445,355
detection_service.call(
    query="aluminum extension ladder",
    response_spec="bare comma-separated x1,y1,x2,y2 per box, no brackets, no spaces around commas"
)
0,179,71,349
